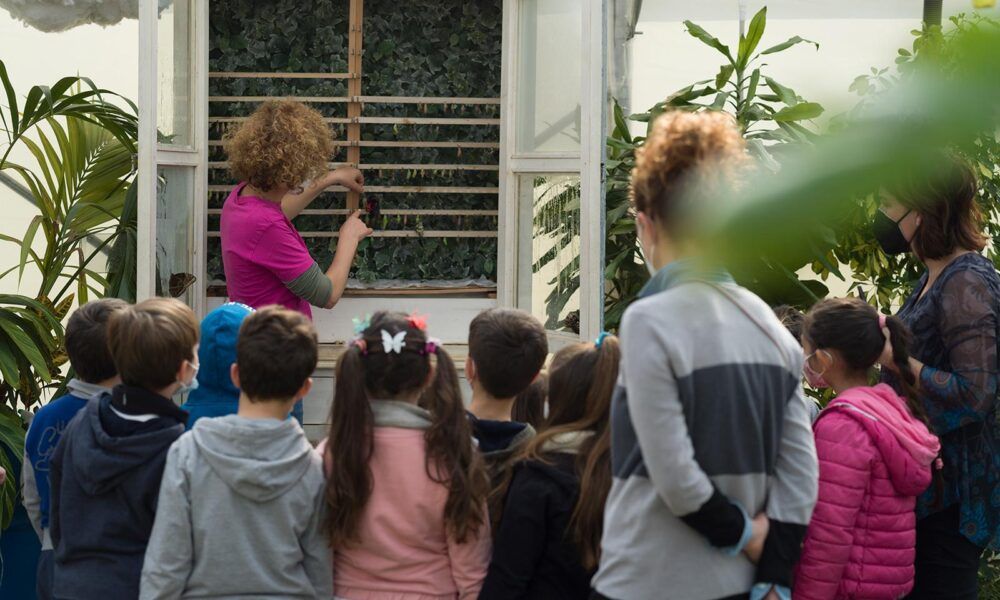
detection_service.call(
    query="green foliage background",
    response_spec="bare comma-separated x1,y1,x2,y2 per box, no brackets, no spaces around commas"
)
207,0,502,285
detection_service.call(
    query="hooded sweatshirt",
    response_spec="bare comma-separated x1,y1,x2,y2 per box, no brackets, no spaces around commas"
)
181,302,304,426
794,384,940,600
49,387,186,600
181,303,251,429
140,414,331,599
319,401,491,600
23,379,110,550
480,432,596,600
468,413,535,521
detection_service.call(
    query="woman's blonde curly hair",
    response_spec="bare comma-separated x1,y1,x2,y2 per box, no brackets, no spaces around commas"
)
224,100,334,192
631,110,748,232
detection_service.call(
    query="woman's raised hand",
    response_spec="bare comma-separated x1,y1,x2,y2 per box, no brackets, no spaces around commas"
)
323,166,365,193
340,209,373,244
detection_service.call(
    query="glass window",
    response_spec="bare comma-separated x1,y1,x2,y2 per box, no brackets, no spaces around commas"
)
515,0,582,154
155,166,197,305
517,174,581,331
157,0,194,147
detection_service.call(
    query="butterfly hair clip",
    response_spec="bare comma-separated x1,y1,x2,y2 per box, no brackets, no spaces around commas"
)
381,329,406,354
352,314,372,336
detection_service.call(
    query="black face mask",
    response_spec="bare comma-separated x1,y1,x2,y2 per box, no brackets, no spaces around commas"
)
872,209,912,255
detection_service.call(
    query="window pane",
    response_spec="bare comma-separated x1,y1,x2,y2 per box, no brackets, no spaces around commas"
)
518,174,581,331
158,0,194,147
156,166,196,305
516,0,581,154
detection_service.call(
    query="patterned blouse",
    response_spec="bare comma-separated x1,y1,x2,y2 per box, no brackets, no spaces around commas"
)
885,252,1000,549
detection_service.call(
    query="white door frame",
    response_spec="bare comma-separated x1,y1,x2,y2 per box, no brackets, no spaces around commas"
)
137,0,209,318
498,0,607,344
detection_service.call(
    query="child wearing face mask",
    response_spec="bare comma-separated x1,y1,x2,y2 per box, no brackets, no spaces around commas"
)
795,298,940,600
49,298,198,599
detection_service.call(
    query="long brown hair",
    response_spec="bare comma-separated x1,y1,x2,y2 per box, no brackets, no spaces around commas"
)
889,156,987,260
518,335,620,570
324,312,489,548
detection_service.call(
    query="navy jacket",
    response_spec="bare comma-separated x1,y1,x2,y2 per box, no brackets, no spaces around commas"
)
480,452,593,600
49,386,186,599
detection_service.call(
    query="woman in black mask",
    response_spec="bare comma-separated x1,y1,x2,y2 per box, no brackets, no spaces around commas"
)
874,157,1000,600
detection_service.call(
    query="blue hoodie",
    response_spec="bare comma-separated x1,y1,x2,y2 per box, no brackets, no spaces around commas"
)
181,302,303,428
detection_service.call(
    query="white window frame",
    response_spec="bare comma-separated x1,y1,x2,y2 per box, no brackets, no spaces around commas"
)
498,0,606,346
137,0,209,317
138,0,604,337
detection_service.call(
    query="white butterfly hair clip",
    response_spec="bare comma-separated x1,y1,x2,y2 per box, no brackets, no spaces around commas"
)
381,329,407,354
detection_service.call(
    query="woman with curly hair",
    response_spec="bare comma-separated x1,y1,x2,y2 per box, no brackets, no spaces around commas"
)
221,100,371,320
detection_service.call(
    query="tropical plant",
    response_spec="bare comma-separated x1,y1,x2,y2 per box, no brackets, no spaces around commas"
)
651,7,823,168
0,59,138,408
810,12,1000,311
0,59,138,530
601,7,827,330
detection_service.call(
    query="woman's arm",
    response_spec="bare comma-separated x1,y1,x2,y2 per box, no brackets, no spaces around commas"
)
321,211,372,309
882,268,998,434
282,167,364,220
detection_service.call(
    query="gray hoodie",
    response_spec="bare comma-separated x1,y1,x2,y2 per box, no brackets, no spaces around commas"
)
140,415,332,599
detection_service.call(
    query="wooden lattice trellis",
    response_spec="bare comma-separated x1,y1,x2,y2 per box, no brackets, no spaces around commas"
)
206,0,500,297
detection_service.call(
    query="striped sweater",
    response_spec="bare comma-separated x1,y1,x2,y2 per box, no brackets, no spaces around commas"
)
593,260,818,600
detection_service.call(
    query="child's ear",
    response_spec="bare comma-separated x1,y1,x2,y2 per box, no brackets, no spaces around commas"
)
296,377,313,402
230,363,240,389
465,357,476,382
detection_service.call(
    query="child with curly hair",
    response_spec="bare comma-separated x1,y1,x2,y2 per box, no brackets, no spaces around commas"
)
221,100,371,319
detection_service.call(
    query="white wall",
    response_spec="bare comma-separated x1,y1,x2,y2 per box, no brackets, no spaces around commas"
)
0,11,137,297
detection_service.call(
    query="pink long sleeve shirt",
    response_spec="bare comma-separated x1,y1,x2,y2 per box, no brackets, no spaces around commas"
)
316,426,490,600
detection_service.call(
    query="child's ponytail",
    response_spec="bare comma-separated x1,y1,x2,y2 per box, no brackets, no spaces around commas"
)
883,315,925,420
882,314,943,497
422,346,490,543
324,344,375,548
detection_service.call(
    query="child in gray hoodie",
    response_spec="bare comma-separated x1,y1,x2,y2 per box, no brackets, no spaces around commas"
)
140,306,331,599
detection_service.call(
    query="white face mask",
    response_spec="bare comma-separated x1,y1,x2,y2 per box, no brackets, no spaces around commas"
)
175,360,200,396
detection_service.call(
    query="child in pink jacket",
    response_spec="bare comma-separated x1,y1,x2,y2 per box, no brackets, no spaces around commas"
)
795,298,940,599
317,312,491,600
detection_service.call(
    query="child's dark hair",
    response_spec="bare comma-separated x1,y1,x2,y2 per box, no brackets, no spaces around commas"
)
804,298,931,430
773,304,805,344
236,306,318,401
65,299,128,383
468,308,548,399
517,335,620,570
325,311,489,548
511,373,547,428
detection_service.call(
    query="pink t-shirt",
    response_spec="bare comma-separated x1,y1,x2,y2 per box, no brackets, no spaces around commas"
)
220,183,315,319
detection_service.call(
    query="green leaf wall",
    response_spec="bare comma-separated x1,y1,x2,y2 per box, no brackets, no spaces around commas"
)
207,0,502,285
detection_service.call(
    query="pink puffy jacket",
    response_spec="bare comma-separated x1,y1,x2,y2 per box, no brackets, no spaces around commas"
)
794,384,939,600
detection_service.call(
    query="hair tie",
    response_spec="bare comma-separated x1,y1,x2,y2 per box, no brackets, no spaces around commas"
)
352,314,371,336
422,337,441,355
878,314,888,329
595,331,611,349
407,312,429,332
934,457,944,470
350,337,368,355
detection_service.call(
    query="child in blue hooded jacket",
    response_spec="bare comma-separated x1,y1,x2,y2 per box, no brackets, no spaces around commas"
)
181,302,304,427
